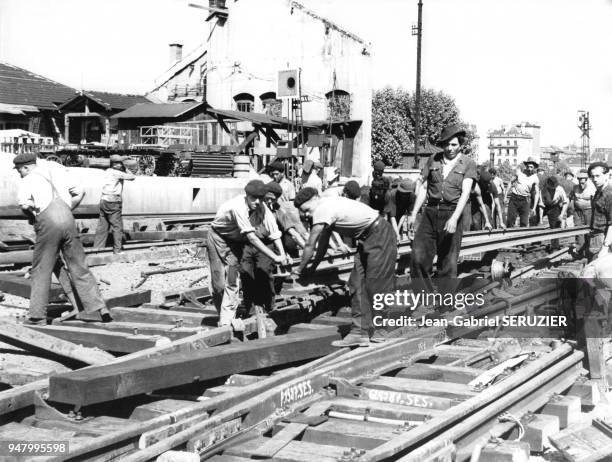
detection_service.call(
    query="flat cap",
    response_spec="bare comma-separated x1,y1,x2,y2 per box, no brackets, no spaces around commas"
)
342,180,361,199
13,152,37,167
564,170,575,177
265,181,283,197
313,161,323,169
373,160,386,171
577,170,588,179
588,161,609,174
398,178,415,193
110,154,125,163
294,187,318,208
267,160,285,172
244,179,266,198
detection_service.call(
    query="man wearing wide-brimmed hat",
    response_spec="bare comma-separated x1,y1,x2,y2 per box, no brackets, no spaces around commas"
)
93,155,135,254
407,124,477,285
13,153,111,324
506,156,540,228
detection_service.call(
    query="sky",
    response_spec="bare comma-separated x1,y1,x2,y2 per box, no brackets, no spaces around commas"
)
1,0,612,158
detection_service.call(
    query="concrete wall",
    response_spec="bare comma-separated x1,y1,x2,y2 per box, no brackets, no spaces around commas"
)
0,154,248,218
205,0,372,180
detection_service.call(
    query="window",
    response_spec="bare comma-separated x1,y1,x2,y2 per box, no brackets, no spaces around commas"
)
505,149,509,155
498,159,502,165
260,92,282,117
513,151,517,157
325,89,351,121
506,140,510,145
233,93,254,113
514,140,518,146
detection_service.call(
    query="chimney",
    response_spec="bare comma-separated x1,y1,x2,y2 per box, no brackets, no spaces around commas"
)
169,43,183,65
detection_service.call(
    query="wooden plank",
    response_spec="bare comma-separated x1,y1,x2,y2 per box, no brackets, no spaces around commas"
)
105,290,151,308
300,418,396,449
48,330,340,406
395,364,482,384
27,325,170,353
0,317,115,365
164,286,211,303
109,307,214,327
250,423,308,458
364,376,477,399
0,273,63,301
327,397,442,421
550,420,612,462
226,437,348,462
52,320,205,340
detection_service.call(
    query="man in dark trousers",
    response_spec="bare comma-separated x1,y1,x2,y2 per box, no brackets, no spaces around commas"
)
93,155,135,254
369,160,391,215
407,125,477,287
588,162,612,261
14,153,111,324
292,188,397,347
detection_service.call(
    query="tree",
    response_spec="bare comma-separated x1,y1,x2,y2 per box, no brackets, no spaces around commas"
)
372,87,476,166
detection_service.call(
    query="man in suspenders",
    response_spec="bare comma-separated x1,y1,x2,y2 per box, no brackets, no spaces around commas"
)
14,153,111,324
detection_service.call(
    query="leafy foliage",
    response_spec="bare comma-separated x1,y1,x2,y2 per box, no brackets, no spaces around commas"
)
372,87,476,166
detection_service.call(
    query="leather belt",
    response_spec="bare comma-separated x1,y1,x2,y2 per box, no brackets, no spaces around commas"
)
357,217,382,241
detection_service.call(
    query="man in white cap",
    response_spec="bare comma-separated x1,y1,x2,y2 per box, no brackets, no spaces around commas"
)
93,155,135,254
13,153,111,324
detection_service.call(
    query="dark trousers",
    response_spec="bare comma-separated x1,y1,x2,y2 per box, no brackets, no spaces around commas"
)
31,198,106,319
545,204,562,249
411,206,464,284
463,203,491,231
349,219,397,337
506,195,530,228
240,243,276,312
94,199,124,253
574,207,592,254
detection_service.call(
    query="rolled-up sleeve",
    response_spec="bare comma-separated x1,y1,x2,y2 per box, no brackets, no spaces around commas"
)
263,208,282,240
230,204,256,235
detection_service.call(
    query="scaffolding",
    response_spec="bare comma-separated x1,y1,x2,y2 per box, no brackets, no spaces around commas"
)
139,125,197,146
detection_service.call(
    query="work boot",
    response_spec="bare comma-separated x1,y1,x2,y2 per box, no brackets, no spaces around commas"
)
331,334,370,348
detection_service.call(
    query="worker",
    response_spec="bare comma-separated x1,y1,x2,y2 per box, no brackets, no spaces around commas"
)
587,162,612,261
407,125,477,287
570,170,596,258
263,181,309,258
267,160,295,202
207,179,288,326
369,160,391,215
488,168,506,228
463,170,494,232
292,188,397,347
239,182,289,314
541,176,569,250
387,178,416,241
342,180,362,201
302,160,324,193
13,153,111,325
506,157,540,228
93,155,135,254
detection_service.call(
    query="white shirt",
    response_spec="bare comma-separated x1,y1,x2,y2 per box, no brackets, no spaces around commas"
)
17,160,82,216
211,194,281,242
303,172,323,193
510,171,539,197
101,168,135,200
312,196,378,238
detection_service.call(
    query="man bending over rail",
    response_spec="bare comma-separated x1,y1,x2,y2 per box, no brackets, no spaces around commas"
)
291,188,397,347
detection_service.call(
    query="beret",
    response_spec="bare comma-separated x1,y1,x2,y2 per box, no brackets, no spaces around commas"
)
13,152,37,167
265,181,283,196
294,187,318,208
373,160,386,171
267,160,285,172
545,176,559,188
342,180,361,199
244,179,266,198
588,161,609,174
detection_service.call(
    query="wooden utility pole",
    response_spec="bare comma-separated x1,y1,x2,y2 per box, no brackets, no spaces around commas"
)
412,0,423,169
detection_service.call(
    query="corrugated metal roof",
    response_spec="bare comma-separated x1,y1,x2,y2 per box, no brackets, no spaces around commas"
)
111,102,205,119
0,62,77,109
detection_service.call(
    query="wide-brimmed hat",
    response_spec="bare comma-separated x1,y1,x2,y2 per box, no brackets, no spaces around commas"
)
523,157,539,168
438,125,466,145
